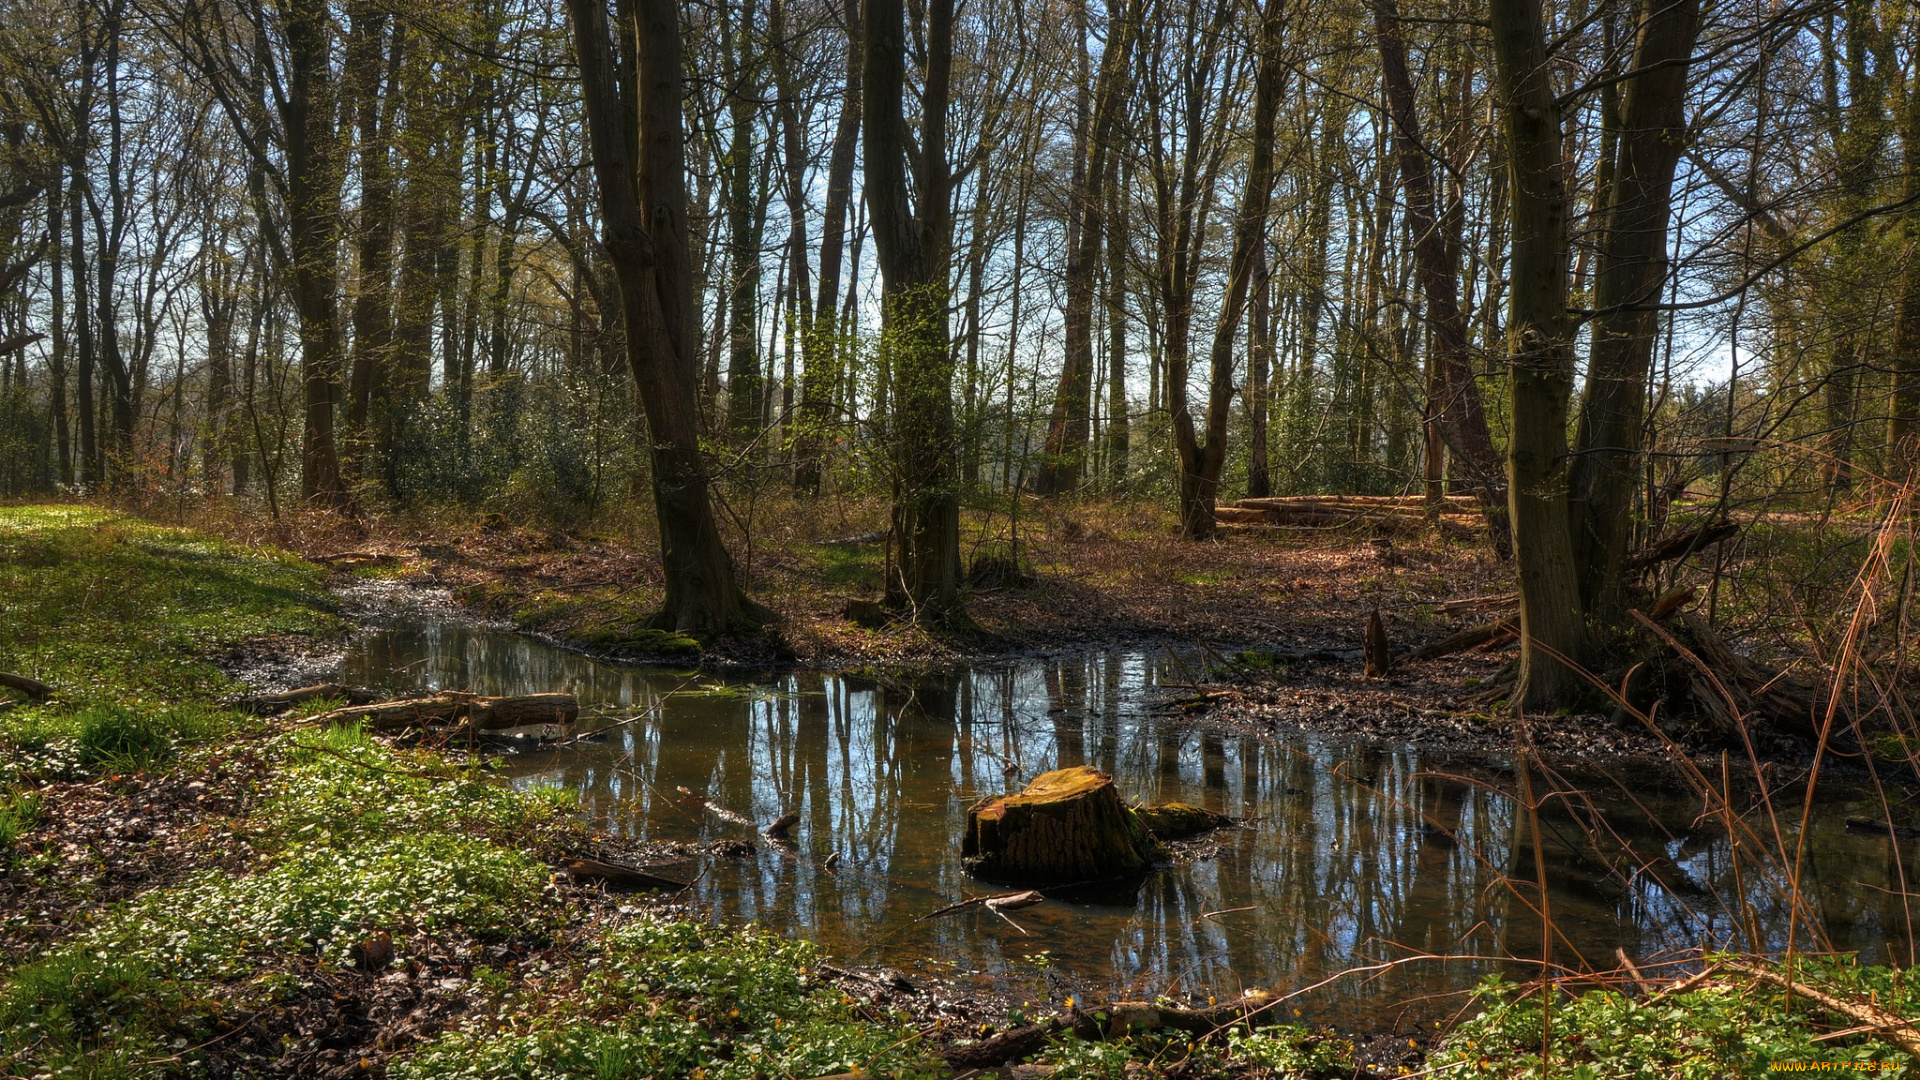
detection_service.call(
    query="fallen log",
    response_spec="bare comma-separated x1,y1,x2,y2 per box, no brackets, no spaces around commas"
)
1213,506,1277,525
1433,592,1517,616
1408,618,1517,661
1069,990,1281,1039
561,857,690,891
1238,500,1460,519
1133,803,1234,841
235,683,381,715
313,551,400,570
675,786,758,830
763,811,800,840
940,1019,1065,1071
1845,818,1920,841
307,691,578,733
1234,494,1475,509
1647,584,1698,621
1217,509,1435,536
0,672,53,702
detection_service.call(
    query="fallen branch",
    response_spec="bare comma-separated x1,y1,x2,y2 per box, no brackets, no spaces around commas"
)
234,683,380,715
917,890,1044,924
307,692,578,733
0,672,53,702
675,786,757,830
1433,593,1516,616
1068,990,1282,1039
939,1019,1064,1070
1408,618,1517,661
561,857,690,892
1626,521,1740,569
1733,963,1920,1059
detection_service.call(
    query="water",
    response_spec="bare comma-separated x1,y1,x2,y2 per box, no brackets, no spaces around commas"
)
340,621,1920,1029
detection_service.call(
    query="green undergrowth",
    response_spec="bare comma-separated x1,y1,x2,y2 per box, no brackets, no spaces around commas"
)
264,722,581,848
83,833,554,978
0,505,342,715
1427,964,1920,1078
392,921,937,1080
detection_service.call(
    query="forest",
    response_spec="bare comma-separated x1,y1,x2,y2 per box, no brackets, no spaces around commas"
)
2,0,1920,1075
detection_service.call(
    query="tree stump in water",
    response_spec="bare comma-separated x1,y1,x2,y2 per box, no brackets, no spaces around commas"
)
962,767,1161,885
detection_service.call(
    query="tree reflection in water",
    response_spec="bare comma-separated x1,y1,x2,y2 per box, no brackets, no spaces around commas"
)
342,623,1919,1028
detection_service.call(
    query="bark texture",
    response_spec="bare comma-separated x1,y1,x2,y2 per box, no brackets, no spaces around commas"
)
963,766,1162,884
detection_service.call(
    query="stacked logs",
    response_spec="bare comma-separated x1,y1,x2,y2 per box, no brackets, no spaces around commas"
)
1215,494,1477,535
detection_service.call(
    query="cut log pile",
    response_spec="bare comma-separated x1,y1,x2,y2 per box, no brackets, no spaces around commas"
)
1216,494,1479,535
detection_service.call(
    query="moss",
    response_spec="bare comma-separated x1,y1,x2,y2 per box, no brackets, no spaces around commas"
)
568,625,704,658
1134,802,1233,841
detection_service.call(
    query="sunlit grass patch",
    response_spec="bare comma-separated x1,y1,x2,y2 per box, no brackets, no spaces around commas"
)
0,789,40,855
0,505,341,711
262,724,579,848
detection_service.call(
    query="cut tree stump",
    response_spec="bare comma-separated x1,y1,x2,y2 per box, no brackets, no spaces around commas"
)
1364,609,1391,676
307,692,578,734
962,766,1162,885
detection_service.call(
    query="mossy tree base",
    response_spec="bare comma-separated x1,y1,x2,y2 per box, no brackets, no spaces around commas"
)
962,767,1161,885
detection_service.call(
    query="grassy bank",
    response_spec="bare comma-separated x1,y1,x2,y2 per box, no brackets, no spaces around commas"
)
1,503,1914,1079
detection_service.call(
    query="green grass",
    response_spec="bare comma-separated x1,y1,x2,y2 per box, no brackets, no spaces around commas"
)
0,789,39,854
0,951,182,1079
0,505,341,715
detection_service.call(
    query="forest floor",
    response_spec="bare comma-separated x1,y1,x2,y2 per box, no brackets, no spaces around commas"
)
178,495,1673,764
2,501,1917,1078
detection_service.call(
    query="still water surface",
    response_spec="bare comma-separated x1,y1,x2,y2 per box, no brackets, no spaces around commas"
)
341,621,1919,1028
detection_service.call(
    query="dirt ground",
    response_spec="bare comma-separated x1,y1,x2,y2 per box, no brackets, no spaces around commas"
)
187,498,1692,765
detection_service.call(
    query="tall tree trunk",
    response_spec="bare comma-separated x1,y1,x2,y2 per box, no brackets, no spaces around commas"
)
566,0,761,633
1890,48,1920,469
284,0,348,506
1568,0,1703,626
1489,0,1587,708
770,0,813,462
344,2,399,484
721,0,764,444
863,0,963,623
793,0,861,493
69,171,96,486
1104,155,1131,490
1821,1,1888,490
1174,0,1285,540
1037,0,1138,497
45,177,71,487
1245,244,1272,498
1371,0,1511,555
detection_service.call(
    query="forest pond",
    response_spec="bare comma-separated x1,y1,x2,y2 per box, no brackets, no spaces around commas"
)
340,622,1918,1030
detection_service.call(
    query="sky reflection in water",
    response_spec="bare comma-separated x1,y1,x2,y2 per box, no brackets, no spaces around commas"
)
341,622,1919,1028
